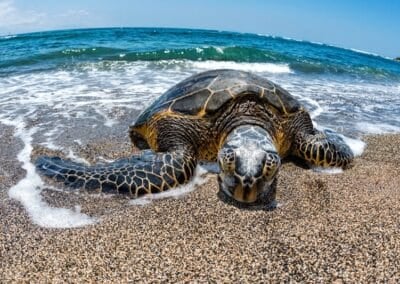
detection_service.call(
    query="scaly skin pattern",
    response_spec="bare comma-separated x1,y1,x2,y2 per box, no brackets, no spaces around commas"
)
288,110,354,168
36,149,196,198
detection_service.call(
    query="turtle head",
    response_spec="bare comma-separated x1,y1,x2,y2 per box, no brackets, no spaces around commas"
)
217,126,281,204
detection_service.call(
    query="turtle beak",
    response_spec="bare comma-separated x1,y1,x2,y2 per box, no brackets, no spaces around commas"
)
233,184,258,203
218,174,261,203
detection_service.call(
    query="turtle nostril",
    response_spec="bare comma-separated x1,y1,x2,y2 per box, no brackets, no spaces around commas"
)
243,176,253,186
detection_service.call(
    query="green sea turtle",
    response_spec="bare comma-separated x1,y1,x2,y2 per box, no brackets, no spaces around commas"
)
36,69,354,205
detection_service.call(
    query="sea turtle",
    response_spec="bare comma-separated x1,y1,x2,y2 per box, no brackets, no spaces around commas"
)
36,69,354,205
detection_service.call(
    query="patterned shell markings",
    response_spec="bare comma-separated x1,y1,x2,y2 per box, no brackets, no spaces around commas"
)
133,69,302,127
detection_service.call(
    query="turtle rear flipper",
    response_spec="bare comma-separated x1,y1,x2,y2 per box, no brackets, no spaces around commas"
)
35,150,197,197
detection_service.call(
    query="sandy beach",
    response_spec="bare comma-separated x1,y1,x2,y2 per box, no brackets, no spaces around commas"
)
1,126,400,282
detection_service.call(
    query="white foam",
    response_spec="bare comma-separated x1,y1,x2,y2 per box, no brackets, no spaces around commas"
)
0,118,97,228
94,108,117,127
189,60,293,74
129,165,209,206
39,123,63,150
339,135,365,157
312,167,343,174
355,122,400,135
214,47,224,54
299,96,324,119
41,141,62,151
67,149,90,165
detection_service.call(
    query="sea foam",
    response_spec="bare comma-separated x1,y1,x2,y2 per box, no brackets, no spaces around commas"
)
340,135,366,157
312,167,343,174
355,122,400,134
0,117,97,228
189,60,293,74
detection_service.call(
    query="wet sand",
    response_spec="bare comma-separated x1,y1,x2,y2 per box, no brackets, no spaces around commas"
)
1,127,400,282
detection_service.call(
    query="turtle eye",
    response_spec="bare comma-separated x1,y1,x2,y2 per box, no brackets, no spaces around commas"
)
218,148,236,173
263,151,281,179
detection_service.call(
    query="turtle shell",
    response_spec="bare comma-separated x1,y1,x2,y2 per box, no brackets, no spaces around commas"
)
133,69,301,127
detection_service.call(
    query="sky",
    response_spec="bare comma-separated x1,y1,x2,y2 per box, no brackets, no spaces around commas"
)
0,0,399,58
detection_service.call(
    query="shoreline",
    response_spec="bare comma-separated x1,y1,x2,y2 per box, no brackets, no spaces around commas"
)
1,130,400,282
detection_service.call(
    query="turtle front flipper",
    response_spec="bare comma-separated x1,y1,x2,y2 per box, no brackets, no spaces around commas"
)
293,129,354,169
35,149,197,197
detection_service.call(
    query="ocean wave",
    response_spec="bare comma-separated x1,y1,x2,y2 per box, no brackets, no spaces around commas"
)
107,46,286,62
0,34,17,40
1,44,398,81
0,46,281,73
1,27,400,80
0,46,283,65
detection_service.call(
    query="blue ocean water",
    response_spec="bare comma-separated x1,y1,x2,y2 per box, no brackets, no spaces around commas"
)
1,27,399,227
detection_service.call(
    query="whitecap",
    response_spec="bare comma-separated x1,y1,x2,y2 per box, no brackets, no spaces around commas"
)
189,60,293,74
214,47,224,54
